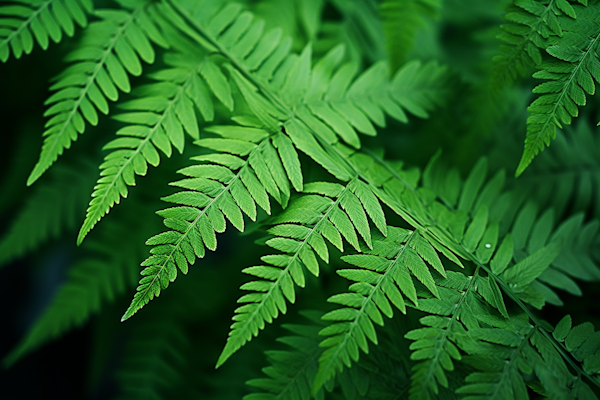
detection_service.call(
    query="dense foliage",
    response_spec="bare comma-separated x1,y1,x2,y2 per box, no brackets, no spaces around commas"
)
2,0,600,399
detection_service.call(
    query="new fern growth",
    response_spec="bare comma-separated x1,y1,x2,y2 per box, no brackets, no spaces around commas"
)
3,0,600,399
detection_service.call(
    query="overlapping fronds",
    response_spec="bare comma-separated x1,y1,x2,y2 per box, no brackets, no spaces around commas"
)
3,213,152,367
454,313,600,400
372,153,600,399
163,0,449,149
0,0,93,62
314,227,446,391
0,160,95,267
491,0,582,89
217,177,389,368
27,0,168,186
380,0,441,72
516,3,600,176
77,29,236,244
121,125,300,322
244,311,326,400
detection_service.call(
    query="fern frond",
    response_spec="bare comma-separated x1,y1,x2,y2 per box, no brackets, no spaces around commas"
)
27,1,167,186
121,125,296,322
0,0,93,62
380,0,441,72
77,38,236,244
244,311,325,400
313,227,446,392
217,177,389,368
404,273,476,400
491,0,581,89
516,3,600,176
457,314,600,399
2,212,153,367
0,160,95,267
164,0,449,152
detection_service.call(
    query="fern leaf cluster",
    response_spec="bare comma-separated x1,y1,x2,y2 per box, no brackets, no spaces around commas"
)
5,0,600,399
517,3,600,175
0,0,93,62
492,0,583,89
27,0,167,186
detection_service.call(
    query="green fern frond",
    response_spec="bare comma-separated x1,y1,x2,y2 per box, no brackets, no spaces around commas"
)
0,0,93,62
77,38,236,244
516,3,600,176
404,273,475,400
2,212,152,367
0,160,95,267
164,0,449,152
491,0,581,89
244,311,325,400
313,227,446,392
217,177,389,368
456,314,600,399
380,0,441,73
121,125,295,322
27,1,168,186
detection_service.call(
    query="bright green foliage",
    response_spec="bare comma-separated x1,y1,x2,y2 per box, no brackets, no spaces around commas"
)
314,227,445,391
4,0,600,399
0,0,93,62
492,0,582,89
515,2,600,175
26,0,167,186
121,124,292,322
217,177,389,368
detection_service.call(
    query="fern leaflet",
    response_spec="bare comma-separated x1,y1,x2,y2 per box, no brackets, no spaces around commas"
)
0,0,93,62
314,227,446,392
217,177,388,368
491,0,582,89
77,27,236,244
516,3,600,176
121,124,294,321
27,1,167,186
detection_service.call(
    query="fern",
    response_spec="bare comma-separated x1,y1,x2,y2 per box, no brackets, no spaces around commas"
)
516,2,600,176
517,122,600,219
491,0,582,89
26,0,168,186
122,0,448,325
217,176,389,368
0,0,93,62
121,123,297,322
6,0,600,398
77,23,236,244
314,227,446,391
